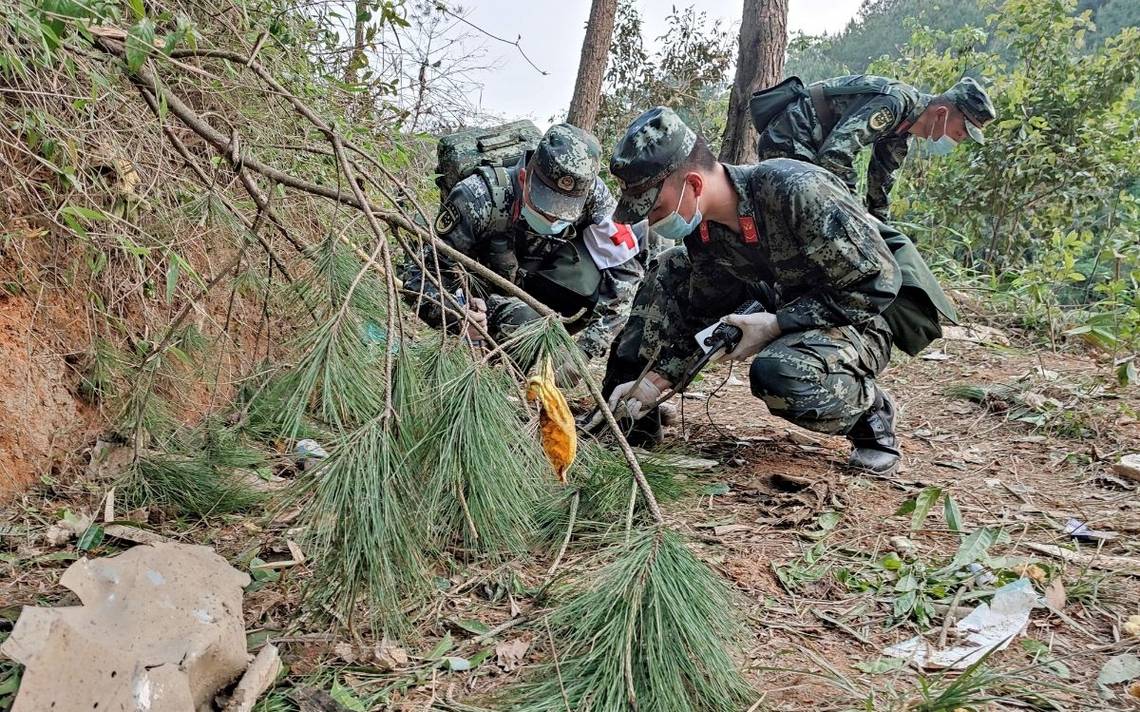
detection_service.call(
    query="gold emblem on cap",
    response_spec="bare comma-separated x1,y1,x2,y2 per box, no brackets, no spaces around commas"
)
557,175,575,191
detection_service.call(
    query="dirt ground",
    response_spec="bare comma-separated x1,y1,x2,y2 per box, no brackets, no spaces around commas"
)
1,330,1138,711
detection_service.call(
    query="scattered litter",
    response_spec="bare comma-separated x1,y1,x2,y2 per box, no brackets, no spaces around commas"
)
967,562,997,586
222,644,282,712
374,639,409,671
941,324,1010,346
295,439,329,470
1,543,250,712
884,578,1036,670
1124,615,1140,638
889,536,916,555
920,350,951,361
443,656,471,671
1023,542,1140,576
1062,518,1117,542
1111,454,1140,483
1098,654,1140,688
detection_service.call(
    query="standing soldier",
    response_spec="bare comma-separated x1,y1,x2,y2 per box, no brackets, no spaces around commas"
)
599,107,956,476
750,75,996,220
402,123,643,383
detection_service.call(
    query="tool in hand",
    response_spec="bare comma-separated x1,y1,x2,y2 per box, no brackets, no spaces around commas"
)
454,288,485,348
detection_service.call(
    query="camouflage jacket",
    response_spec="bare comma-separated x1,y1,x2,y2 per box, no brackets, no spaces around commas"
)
656,159,902,382
808,75,930,220
401,159,642,359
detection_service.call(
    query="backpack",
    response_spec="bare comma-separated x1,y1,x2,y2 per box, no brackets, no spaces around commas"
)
434,120,542,196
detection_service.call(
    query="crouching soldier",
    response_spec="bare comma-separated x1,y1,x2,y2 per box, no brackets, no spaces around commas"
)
751,74,995,221
402,123,644,382
600,107,956,476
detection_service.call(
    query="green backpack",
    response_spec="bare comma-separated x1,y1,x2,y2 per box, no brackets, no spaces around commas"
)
434,120,542,196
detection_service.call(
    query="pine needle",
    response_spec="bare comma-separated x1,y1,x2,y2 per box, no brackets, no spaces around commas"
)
508,527,753,712
416,360,551,557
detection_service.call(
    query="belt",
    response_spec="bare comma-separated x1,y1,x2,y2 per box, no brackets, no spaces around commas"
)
809,83,837,134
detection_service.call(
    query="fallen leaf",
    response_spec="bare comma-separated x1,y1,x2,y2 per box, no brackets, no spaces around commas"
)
1013,563,1047,583
286,539,306,564
1124,615,1140,639
373,639,408,671
495,639,530,671
1044,577,1066,610
854,657,905,674
333,642,356,663
443,656,471,671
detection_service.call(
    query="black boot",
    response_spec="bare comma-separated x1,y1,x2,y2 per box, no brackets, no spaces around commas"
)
846,386,901,476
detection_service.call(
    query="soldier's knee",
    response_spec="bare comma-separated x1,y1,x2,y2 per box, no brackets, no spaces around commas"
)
748,353,813,398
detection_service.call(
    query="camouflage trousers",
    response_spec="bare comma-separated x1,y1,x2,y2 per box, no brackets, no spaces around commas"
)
755,98,821,165
603,246,893,435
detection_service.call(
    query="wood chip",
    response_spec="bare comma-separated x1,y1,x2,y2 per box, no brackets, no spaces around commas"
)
713,524,752,536
222,644,282,712
1023,543,1140,576
286,539,305,564
104,524,171,545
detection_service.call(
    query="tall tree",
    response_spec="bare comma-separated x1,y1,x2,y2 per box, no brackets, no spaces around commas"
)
720,0,789,163
567,0,619,132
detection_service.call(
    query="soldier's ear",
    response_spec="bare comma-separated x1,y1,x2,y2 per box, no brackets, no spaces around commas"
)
686,171,704,199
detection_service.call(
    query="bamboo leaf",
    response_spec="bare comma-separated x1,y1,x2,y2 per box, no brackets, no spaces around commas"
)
944,493,964,533
910,486,942,531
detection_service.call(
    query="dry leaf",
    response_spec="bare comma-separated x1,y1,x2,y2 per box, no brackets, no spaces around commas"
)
525,358,576,484
373,639,408,671
333,642,356,663
1124,615,1140,639
1044,577,1066,610
286,539,306,564
495,639,530,672
1013,563,1047,582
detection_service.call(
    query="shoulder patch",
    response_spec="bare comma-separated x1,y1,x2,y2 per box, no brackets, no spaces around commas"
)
869,107,895,131
434,202,460,235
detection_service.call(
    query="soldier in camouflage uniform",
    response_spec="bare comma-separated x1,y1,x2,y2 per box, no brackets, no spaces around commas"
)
600,107,959,475
752,75,996,221
402,124,643,378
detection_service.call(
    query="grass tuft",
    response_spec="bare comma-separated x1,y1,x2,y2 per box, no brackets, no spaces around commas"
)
507,527,753,712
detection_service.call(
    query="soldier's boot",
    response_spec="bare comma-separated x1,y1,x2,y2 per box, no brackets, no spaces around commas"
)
846,386,900,476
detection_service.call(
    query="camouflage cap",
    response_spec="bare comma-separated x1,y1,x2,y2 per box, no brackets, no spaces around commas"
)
943,77,995,144
526,123,602,222
610,106,697,223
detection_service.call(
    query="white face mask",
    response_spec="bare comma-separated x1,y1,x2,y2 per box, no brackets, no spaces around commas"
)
929,111,958,155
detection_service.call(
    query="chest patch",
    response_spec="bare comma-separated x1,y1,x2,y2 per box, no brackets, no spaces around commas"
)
868,107,895,131
434,202,460,235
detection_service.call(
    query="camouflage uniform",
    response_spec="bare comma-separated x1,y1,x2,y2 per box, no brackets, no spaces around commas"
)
756,74,989,219
606,158,899,434
402,125,643,359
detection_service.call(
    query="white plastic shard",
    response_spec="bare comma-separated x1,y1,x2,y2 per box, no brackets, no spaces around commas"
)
1,543,251,712
883,578,1037,670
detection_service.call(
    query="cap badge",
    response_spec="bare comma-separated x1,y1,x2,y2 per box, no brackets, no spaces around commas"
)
557,175,575,191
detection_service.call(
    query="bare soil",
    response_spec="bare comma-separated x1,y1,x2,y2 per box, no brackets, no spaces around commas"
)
2,333,1138,711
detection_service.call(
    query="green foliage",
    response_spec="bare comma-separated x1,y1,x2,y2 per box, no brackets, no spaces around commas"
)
596,2,733,153
122,423,266,518
417,361,550,557
872,0,1140,352
507,527,753,712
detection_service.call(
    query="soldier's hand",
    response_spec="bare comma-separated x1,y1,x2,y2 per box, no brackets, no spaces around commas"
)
606,372,669,420
719,312,781,362
464,297,487,341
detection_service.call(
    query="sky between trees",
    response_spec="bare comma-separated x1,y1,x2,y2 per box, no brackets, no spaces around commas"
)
457,0,862,125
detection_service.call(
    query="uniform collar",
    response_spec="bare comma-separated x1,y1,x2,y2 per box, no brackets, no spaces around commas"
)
692,164,761,245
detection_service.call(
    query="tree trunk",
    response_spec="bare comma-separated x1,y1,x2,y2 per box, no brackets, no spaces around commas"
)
567,0,619,132
719,0,789,164
344,0,368,85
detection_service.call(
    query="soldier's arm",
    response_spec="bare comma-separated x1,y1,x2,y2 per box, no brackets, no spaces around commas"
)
815,95,907,195
400,181,490,329
866,136,909,221
648,246,748,384
576,255,642,360
773,169,901,333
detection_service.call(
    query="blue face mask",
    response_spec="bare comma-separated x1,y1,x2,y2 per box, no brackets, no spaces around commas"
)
520,201,570,235
928,113,958,156
650,182,702,241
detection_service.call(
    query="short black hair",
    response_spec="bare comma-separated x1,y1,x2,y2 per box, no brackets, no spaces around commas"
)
670,134,717,185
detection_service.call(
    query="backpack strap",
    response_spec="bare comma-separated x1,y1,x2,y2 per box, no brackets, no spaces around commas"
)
474,165,514,233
